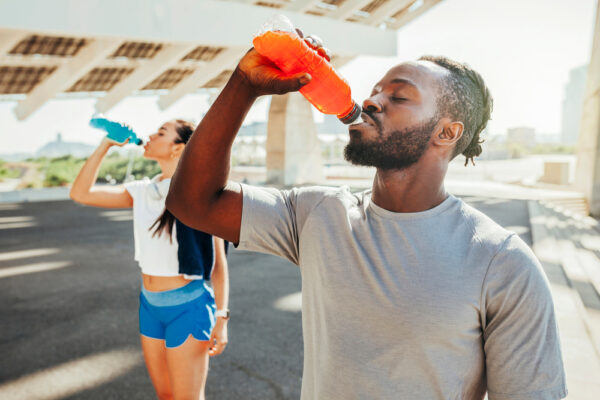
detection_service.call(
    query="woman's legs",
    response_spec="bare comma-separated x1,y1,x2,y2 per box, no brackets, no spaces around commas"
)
166,335,211,400
139,280,214,399
140,335,173,400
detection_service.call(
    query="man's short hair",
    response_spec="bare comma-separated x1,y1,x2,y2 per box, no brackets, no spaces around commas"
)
419,56,493,166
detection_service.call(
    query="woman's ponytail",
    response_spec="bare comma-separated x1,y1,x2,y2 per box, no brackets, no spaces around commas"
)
149,120,195,241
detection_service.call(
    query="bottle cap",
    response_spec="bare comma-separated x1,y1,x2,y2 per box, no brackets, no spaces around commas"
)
338,102,361,125
256,14,295,37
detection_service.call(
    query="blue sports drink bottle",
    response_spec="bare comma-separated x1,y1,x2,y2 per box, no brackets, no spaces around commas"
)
89,115,143,145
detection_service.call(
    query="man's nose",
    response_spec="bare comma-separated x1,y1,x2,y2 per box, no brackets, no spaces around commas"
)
362,97,382,113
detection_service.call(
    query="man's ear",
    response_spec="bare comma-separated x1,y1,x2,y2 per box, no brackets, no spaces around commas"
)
434,121,464,148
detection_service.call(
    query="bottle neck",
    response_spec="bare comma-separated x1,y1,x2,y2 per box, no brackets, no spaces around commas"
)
338,101,361,124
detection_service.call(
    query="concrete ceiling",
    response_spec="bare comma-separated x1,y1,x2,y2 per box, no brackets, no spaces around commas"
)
0,0,443,119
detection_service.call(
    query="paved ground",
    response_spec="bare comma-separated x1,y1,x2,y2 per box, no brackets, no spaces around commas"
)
0,196,532,400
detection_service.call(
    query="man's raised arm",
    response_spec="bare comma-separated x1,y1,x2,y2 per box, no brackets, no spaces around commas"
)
166,49,311,243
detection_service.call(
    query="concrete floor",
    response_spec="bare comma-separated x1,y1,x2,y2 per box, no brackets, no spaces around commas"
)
0,196,532,400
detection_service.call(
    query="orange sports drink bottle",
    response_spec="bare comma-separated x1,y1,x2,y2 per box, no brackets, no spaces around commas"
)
252,15,361,124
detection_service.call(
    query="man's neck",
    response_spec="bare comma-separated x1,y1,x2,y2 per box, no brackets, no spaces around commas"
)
370,155,448,213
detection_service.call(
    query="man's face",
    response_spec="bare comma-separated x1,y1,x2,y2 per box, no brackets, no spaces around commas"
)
344,61,447,170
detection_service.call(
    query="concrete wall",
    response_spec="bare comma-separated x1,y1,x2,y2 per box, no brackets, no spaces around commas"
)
575,0,600,215
266,93,323,185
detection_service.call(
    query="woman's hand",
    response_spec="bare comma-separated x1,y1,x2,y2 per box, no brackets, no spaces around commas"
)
101,136,129,148
208,318,228,357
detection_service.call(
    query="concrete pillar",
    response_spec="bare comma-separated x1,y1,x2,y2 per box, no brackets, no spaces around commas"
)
575,0,600,215
266,92,323,186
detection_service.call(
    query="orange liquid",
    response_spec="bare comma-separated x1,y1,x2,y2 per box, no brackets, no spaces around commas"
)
253,31,356,118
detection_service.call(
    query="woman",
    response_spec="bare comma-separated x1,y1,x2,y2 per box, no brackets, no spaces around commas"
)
70,119,229,400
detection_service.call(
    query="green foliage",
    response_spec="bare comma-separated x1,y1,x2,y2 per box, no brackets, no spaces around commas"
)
0,160,21,181
32,153,161,187
43,155,86,187
98,153,160,182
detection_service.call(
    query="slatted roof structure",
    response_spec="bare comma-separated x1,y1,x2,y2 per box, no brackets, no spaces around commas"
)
0,0,443,120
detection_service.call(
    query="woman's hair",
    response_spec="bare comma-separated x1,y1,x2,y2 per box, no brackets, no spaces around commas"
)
149,120,195,241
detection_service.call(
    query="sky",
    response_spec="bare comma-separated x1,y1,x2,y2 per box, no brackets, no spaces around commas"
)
0,0,597,154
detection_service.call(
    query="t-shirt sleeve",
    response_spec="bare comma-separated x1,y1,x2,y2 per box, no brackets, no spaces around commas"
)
482,234,567,400
123,179,148,200
236,183,326,265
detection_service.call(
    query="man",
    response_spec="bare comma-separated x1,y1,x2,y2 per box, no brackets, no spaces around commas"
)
166,47,567,399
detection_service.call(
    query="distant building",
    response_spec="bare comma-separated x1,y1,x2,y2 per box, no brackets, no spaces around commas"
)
239,121,267,137
36,133,95,158
232,136,266,166
536,134,562,144
320,134,349,165
478,133,509,160
233,116,351,166
507,126,536,149
317,114,348,135
239,115,348,137
561,65,587,145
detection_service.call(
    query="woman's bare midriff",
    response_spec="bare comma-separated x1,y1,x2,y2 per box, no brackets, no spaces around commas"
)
142,273,190,292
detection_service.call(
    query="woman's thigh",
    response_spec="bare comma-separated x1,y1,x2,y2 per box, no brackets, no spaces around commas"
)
166,335,211,400
140,335,173,400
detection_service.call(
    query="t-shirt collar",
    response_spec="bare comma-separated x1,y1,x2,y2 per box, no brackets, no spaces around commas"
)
149,174,171,199
366,191,458,220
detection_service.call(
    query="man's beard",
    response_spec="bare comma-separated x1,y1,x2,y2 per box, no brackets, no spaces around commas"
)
344,115,437,170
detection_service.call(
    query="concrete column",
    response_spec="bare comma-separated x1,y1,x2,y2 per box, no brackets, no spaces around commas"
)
266,93,323,186
575,0,600,215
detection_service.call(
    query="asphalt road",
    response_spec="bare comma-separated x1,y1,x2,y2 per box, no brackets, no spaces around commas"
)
0,195,532,400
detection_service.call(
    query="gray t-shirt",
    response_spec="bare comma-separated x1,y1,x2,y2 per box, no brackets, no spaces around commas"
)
237,184,566,400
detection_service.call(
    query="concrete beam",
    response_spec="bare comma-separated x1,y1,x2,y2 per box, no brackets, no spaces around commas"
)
0,0,396,57
390,0,443,29
0,54,66,67
575,0,600,215
287,0,322,13
95,43,197,113
363,0,414,26
328,0,373,20
0,54,140,69
0,29,28,55
14,38,122,120
157,47,246,110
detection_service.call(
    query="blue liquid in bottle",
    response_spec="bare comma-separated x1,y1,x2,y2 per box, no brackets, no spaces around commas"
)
89,116,143,145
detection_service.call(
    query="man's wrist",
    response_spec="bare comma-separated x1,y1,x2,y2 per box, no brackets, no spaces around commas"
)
230,66,259,100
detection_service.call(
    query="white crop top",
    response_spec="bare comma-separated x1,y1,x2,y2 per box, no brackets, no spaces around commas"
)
124,175,181,277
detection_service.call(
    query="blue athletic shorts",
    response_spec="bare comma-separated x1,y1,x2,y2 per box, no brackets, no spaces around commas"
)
139,279,216,348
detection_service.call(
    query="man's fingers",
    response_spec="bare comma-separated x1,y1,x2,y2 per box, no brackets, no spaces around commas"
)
272,73,312,94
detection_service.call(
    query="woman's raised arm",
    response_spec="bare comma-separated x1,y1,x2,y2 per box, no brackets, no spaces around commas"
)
70,138,133,208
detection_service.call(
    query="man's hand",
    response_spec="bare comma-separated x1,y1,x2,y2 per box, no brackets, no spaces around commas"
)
236,48,312,97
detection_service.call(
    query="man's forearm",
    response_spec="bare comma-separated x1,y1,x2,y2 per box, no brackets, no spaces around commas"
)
167,68,256,216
